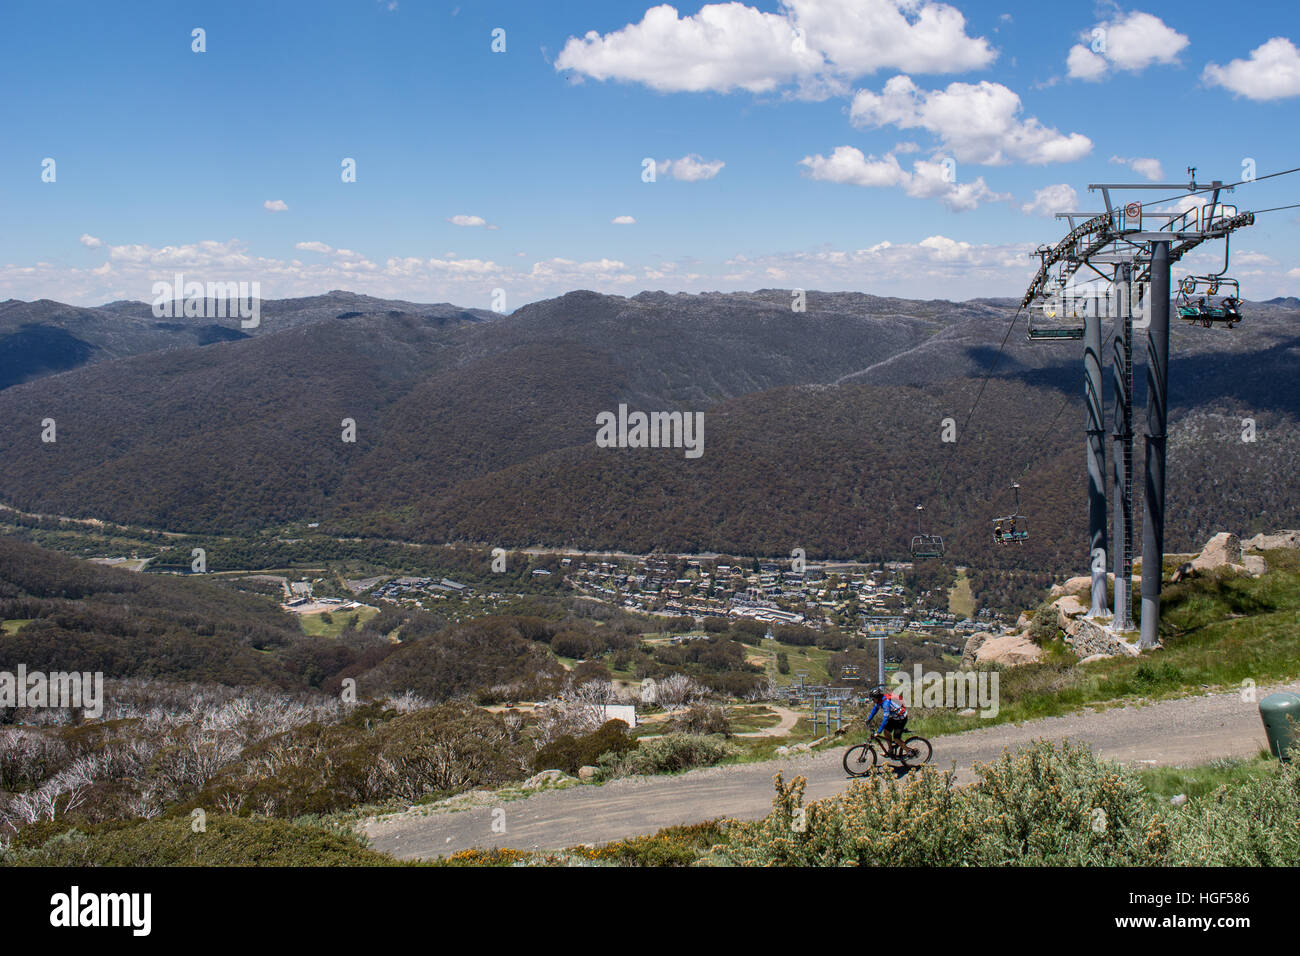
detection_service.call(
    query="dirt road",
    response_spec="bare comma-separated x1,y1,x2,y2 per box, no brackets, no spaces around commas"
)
362,681,1297,860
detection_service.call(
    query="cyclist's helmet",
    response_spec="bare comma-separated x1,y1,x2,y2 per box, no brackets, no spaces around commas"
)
868,687,884,701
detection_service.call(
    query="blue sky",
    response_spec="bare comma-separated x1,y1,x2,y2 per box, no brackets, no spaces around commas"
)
1,0,1297,307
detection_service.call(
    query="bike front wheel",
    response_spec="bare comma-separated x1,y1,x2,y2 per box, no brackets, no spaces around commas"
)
843,743,877,777
898,736,932,767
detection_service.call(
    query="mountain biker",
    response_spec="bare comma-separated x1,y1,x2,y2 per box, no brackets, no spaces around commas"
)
865,686,908,757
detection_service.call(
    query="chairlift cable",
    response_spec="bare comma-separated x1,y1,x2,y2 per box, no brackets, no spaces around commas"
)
1248,202,1300,215
1138,165,1300,211
943,306,1023,490
910,304,1024,554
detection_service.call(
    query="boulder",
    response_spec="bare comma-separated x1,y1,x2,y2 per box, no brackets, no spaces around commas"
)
1049,573,1114,600
577,765,600,782
1243,530,1300,551
1078,653,1113,665
1242,554,1268,577
972,632,1043,667
1052,594,1089,632
522,770,573,789
960,631,992,668
1190,532,1242,572
1065,617,1143,658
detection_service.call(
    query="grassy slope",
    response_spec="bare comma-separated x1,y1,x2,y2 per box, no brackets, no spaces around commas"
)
900,549,1300,738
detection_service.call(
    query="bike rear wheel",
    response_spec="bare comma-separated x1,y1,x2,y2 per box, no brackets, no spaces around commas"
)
843,743,877,777
898,736,932,767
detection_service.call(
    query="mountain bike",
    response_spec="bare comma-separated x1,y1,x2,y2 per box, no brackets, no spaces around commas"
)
843,731,932,776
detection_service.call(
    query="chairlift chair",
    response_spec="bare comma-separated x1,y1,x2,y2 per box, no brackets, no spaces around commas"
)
1176,275,1242,328
1026,296,1085,341
909,504,945,559
992,482,1030,545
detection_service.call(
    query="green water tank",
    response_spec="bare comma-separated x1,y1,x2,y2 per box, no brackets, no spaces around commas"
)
1259,692,1300,761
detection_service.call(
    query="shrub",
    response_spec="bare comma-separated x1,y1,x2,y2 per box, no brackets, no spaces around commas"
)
1165,755,1300,865
606,734,737,777
715,741,1169,867
669,703,731,737
1027,604,1059,644
964,740,1167,865
716,769,969,866
551,631,604,659
1,815,398,867
532,720,638,774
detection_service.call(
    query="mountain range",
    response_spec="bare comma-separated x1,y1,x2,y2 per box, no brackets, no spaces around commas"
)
0,288,1296,572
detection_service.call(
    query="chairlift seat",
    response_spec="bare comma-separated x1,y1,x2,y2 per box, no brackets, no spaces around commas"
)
910,534,945,559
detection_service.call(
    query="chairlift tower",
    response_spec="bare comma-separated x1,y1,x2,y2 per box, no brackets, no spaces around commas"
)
1021,174,1255,647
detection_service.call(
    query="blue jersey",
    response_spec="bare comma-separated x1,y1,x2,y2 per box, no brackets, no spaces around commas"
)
867,695,905,727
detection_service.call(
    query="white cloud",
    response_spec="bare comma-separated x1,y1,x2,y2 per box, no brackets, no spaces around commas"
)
612,215,637,224
1066,45,1107,81
264,200,289,212
1067,12,1189,81
79,234,103,248
1021,183,1078,217
554,0,995,96
721,235,1034,293
656,154,725,181
556,3,821,94
1109,155,1163,181
1203,37,1300,100
447,214,489,227
295,241,333,254
783,0,995,79
14,231,1300,305
798,146,1011,211
799,147,909,187
849,75,1092,165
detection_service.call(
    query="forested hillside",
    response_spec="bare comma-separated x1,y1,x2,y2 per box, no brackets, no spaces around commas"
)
0,290,1295,571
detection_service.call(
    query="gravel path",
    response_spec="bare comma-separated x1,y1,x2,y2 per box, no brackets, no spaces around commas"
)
362,681,1298,859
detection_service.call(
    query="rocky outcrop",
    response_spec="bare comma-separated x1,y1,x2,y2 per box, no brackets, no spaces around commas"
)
1065,616,1141,658
972,632,1043,666
1049,573,1114,600
522,770,574,789
1051,594,1089,632
1244,530,1300,551
960,631,991,668
1191,532,1243,572
1169,531,1267,581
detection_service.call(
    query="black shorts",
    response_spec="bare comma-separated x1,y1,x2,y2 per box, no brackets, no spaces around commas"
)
882,717,907,736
